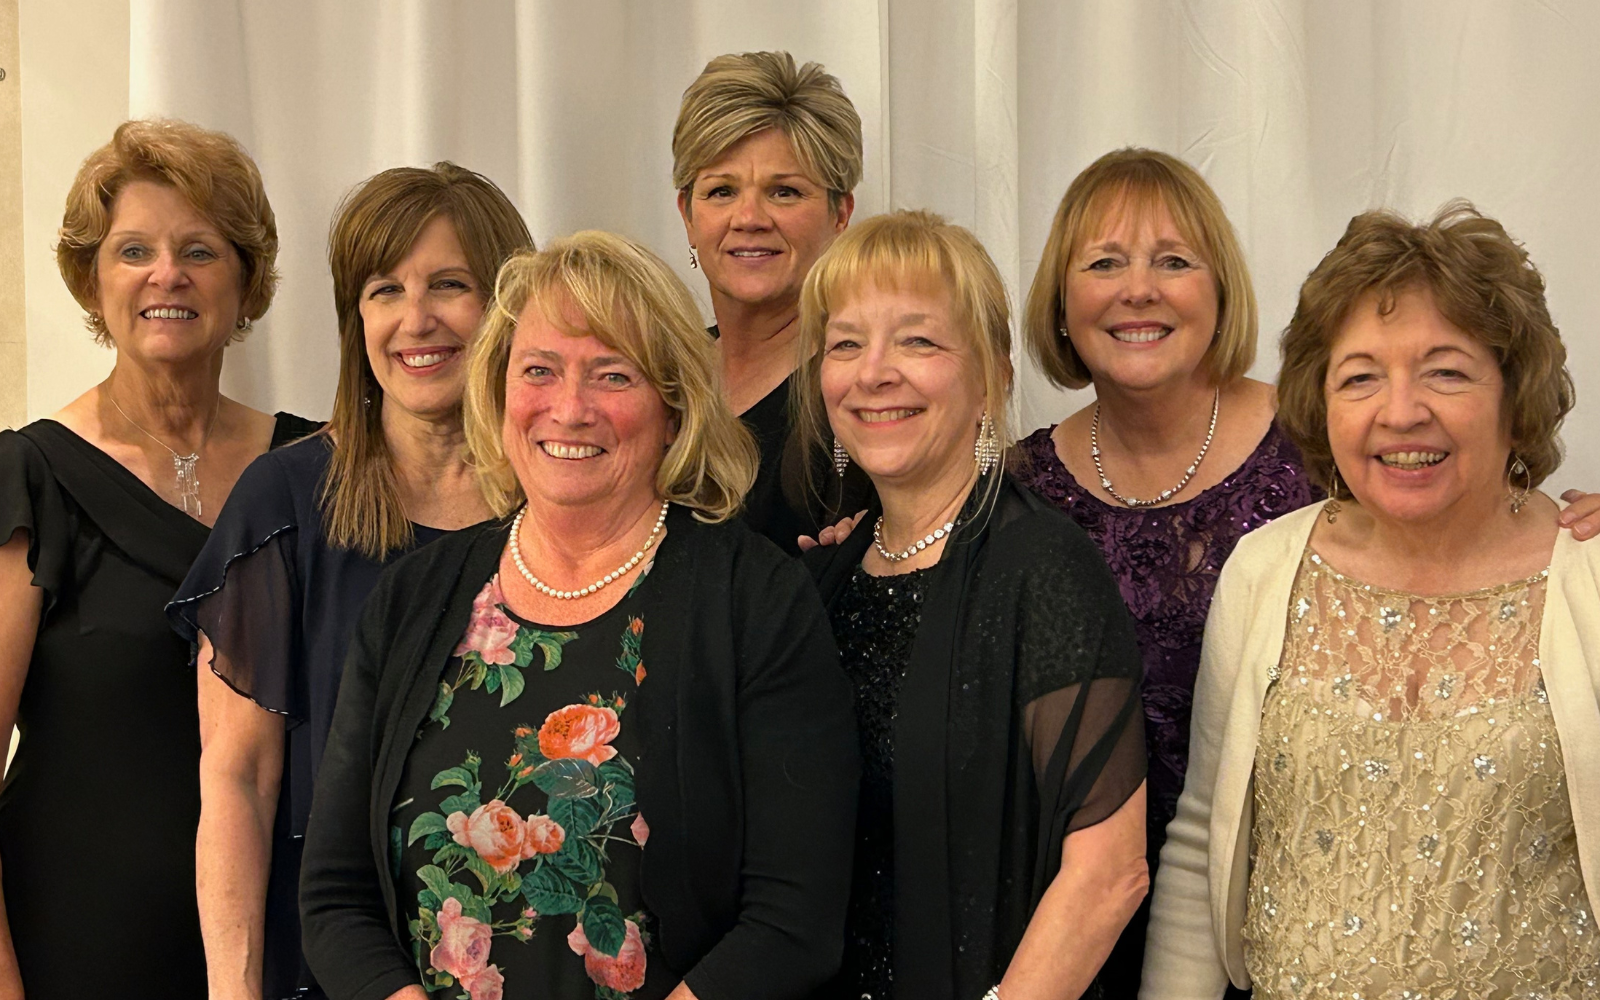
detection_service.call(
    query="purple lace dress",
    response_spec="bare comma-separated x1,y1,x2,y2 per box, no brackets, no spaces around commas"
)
1013,422,1319,995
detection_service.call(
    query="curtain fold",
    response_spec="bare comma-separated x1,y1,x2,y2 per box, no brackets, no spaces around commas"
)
128,0,1598,492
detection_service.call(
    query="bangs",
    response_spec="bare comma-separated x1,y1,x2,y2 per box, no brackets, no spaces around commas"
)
809,228,958,323
507,255,665,394
1069,177,1211,264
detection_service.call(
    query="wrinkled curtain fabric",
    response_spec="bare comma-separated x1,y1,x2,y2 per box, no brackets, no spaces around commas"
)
130,0,1598,491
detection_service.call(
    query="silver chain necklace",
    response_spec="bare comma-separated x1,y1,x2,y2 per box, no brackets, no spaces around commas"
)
508,500,669,600
1091,388,1220,508
107,384,221,518
872,514,957,563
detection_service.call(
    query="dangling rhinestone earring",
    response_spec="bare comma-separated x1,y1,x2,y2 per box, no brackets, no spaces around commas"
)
974,412,999,476
1323,465,1345,524
1508,454,1532,514
688,246,699,270
833,437,850,477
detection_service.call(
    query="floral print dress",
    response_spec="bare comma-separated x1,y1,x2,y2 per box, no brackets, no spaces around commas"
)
391,572,670,1000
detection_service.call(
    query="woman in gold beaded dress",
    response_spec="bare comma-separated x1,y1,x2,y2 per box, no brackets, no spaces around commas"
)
1140,203,1600,1000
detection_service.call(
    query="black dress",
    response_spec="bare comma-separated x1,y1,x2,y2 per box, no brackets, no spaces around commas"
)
166,433,450,999
710,326,871,556
806,475,1147,1000
831,567,931,999
0,413,318,1000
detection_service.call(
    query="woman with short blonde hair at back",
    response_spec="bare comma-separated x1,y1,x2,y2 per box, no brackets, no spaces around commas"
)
674,50,872,553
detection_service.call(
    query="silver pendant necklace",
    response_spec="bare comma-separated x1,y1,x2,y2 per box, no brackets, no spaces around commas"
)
509,500,669,600
1091,388,1220,508
108,385,221,518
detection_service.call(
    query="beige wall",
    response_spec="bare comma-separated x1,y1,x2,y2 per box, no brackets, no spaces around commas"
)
8,0,126,771
19,0,127,424
0,0,22,430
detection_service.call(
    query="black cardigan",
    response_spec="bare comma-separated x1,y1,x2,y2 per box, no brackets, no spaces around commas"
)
300,507,860,1000
806,475,1146,1000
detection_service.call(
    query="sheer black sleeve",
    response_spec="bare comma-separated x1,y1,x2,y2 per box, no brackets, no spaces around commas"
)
1010,513,1147,837
167,445,304,719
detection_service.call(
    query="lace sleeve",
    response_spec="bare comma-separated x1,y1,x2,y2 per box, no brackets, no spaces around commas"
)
167,450,304,720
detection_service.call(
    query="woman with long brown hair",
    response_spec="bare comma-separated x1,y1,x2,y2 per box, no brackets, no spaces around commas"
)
167,162,532,1000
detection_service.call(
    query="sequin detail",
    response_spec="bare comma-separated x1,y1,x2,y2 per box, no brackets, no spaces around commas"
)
1242,549,1595,997
830,566,931,1000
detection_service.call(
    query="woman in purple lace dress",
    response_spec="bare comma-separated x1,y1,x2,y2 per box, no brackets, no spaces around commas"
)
1013,148,1600,996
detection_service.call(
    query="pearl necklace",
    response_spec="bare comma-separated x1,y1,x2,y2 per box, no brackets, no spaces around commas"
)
873,515,957,563
1091,388,1220,508
509,500,669,600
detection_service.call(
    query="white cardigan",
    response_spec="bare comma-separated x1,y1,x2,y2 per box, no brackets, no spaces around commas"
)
1138,503,1600,999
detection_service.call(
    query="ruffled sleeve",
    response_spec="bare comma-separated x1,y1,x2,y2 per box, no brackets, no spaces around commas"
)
0,428,75,617
167,446,306,721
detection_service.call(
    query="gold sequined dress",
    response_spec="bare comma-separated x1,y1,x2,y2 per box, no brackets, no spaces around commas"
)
1242,548,1600,999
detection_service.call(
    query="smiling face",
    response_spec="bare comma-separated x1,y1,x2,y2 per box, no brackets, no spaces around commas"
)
94,179,245,364
821,280,986,492
1062,195,1220,393
503,297,678,513
678,128,853,314
360,214,485,422
1326,286,1511,525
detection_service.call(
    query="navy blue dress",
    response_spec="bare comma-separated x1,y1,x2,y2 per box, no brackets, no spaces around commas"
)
168,434,451,999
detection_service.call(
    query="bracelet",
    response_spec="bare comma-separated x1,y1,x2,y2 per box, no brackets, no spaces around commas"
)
981,988,1003,1000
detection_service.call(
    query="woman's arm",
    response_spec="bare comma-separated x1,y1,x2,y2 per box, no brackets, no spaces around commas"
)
998,781,1148,1000
0,530,42,999
196,633,285,1000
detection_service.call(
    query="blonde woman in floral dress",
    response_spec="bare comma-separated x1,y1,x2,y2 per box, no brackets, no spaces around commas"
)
299,232,858,1000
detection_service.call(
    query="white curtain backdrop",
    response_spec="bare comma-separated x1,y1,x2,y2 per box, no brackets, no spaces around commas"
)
123,0,1599,494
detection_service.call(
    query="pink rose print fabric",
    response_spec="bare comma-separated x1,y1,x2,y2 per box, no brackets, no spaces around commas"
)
393,575,661,998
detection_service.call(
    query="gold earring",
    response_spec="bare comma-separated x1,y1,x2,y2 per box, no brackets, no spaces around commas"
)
1323,465,1345,524
1508,454,1532,514
688,246,699,270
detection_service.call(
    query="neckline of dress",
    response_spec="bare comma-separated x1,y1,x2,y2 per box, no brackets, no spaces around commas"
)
35,417,216,533
1042,419,1283,514
1306,547,1550,603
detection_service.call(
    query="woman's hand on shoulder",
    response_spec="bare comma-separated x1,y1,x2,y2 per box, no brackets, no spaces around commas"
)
796,510,867,552
1559,490,1600,540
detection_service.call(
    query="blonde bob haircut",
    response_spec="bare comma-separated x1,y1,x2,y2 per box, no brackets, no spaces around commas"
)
1023,147,1257,390
465,232,759,521
1279,201,1573,491
57,118,279,345
672,51,863,210
320,162,534,558
792,209,1014,507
